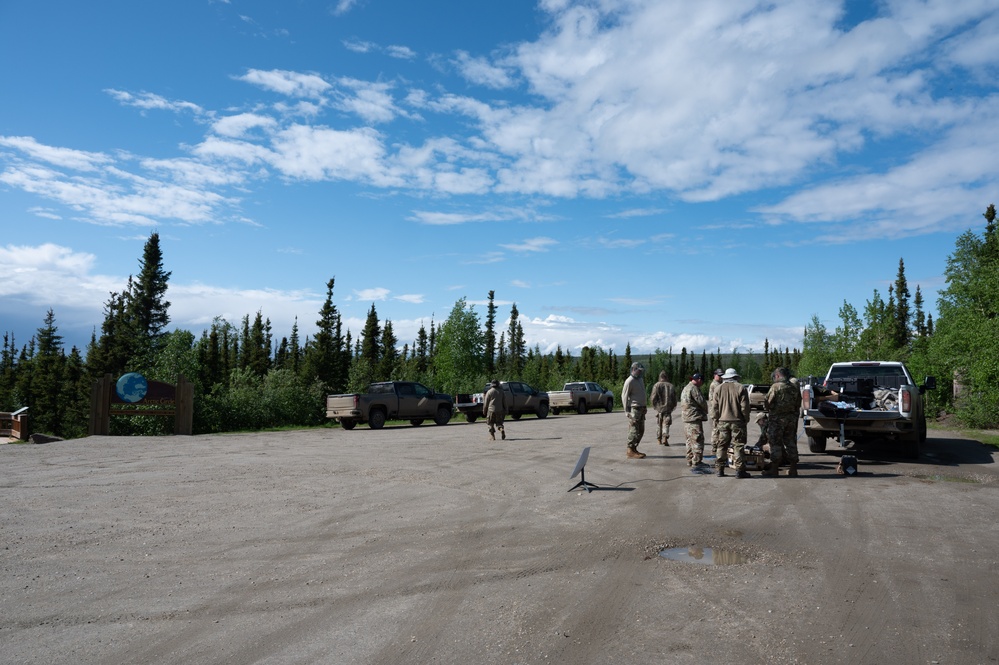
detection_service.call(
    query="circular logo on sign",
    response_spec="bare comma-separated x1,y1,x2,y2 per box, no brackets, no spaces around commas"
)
115,372,148,403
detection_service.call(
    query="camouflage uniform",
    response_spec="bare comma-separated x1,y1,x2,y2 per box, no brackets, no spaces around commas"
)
708,374,722,456
764,378,801,470
482,384,507,440
622,371,647,452
650,376,678,445
711,378,750,474
680,380,708,465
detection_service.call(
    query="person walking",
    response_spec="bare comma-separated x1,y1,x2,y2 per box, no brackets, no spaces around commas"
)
711,368,751,478
680,373,708,467
482,379,507,441
622,362,648,459
650,370,678,446
708,368,724,458
763,367,802,476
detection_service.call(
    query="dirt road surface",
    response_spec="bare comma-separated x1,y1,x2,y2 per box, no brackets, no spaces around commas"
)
3,412,998,664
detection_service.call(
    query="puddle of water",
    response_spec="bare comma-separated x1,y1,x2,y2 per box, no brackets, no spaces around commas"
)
658,546,749,565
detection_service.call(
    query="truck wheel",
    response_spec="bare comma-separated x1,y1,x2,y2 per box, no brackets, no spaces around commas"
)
807,435,827,453
434,406,452,426
410,419,424,426
604,399,613,413
577,400,588,415
551,408,561,416
368,409,386,430
537,403,549,419
465,413,479,423
511,413,522,420
902,433,922,460
340,418,356,431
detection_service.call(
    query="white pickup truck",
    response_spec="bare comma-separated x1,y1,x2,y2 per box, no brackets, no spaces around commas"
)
801,361,936,459
548,382,614,415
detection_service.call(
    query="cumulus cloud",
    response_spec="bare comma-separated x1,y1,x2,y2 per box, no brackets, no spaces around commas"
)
355,287,390,301
236,69,331,98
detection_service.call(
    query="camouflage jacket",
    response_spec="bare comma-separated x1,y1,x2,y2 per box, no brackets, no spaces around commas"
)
764,379,800,418
680,381,708,422
650,380,677,414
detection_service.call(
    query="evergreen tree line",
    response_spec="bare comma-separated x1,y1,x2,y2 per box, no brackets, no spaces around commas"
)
0,232,801,438
798,204,999,428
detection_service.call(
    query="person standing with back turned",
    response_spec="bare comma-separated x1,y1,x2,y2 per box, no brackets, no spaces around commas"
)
622,362,647,459
711,368,751,478
482,379,507,441
651,370,678,446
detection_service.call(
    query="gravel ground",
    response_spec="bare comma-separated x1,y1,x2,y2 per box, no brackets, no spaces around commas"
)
2,411,998,664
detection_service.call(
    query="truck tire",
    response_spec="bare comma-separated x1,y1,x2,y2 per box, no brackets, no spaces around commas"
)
511,413,522,420
807,435,827,453
340,418,356,431
368,409,386,430
537,402,549,419
902,433,922,460
551,408,561,416
465,413,479,423
433,406,452,426
577,400,588,415
604,399,613,413
410,419,424,426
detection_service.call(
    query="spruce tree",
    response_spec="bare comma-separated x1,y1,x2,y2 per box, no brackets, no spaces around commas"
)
360,304,381,365
484,290,497,374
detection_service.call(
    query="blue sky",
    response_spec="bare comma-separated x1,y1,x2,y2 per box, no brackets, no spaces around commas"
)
1,0,997,358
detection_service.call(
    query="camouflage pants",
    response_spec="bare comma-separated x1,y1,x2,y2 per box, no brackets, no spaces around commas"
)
627,406,647,449
656,411,673,442
684,422,704,464
766,416,798,465
714,421,747,471
710,418,720,455
486,412,505,437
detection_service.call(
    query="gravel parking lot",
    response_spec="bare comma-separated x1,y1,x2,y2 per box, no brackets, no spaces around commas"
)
3,411,998,664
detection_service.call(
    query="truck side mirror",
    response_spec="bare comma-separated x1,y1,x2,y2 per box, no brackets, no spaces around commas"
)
923,376,936,391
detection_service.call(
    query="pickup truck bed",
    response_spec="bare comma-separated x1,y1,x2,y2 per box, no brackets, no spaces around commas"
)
454,381,549,423
548,382,614,415
801,361,935,459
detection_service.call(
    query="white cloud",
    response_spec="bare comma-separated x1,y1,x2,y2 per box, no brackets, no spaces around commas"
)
0,136,109,171
394,293,425,304
386,45,416,60
236,69,331,98
343,39,375,53
500,237,558,252
333,0,360,16
454,51,516,89
212,113,278,138
355,287,390,301
105,89,204,115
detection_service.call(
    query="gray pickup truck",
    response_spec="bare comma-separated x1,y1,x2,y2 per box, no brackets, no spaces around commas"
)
548,381,614,415
326,381,453,430
801,361,936,459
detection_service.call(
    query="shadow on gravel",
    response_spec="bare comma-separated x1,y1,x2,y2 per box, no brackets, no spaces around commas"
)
821,435,995,468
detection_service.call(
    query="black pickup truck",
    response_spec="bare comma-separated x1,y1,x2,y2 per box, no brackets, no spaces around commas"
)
454,381,550,423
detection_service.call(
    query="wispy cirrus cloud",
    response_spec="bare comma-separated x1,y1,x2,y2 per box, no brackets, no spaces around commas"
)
500,237,557,253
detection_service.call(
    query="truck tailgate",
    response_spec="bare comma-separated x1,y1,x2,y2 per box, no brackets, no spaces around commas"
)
326,394,360,417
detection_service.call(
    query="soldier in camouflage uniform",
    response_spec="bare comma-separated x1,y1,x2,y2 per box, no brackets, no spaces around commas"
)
482,379,507,440
680,373,708,467
763,367,802,477
708,368,723,457
650,371,678,446
711,368,751,478
622,362,647,459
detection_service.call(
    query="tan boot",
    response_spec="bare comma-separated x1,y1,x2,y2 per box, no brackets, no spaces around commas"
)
626,448,646,459
489,431,495,441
